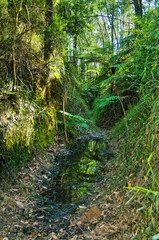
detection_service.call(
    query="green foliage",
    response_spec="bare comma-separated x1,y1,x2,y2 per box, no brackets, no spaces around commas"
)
125,152,159,234
0,0,65,169
93,95,118,109
108,9,159,237
0,0,158,237
63,62,90,118
59,110,92,132
59,0,95,36
34,104,56,149
126,153,159,197
112,8,159,136
91,94,119,122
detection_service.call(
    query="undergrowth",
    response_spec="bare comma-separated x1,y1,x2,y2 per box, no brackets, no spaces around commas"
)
104,9,159,238
112,81,159,238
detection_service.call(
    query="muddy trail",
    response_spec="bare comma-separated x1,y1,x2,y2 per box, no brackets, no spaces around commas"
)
0,132,133,239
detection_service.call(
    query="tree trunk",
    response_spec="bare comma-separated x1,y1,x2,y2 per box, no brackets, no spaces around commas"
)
11,0,23,92
44,0,53,60
133,0,142,18
110,1,116,93
73,35,77,66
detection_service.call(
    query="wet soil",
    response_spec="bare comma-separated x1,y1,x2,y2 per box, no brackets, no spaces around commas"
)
0,131,133,239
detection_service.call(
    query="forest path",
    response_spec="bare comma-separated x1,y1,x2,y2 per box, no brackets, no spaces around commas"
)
0,131,133,240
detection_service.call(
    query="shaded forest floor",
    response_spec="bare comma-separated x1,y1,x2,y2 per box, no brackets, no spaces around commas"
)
0,131,146,239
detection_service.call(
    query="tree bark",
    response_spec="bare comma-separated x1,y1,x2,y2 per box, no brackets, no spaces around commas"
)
73,35,77,66
133,0,142,18
11,0,24,92
44,0,53,60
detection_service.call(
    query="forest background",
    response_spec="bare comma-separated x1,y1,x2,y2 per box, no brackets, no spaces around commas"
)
0,0,159,238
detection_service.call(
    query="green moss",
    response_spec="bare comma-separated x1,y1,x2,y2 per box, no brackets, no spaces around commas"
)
1,98,57,169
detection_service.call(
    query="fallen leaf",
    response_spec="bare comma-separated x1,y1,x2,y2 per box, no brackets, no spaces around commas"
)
100,224,106,229
28,232,37,237
127,181,131,187
113,191,120,199
79,205,87,209
4,195,9,202
42,174,48,179
21,220,29,224
77,221,82,227
80,206,101,221
24,177,32,181
14,200,25,209
10,188,18,192
33,222,39,226
37,216,44,219
47,232,58,239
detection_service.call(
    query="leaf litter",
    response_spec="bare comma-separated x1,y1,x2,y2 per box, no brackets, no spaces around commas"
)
0,132,142,239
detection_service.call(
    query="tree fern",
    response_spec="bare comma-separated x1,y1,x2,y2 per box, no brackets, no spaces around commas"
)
59,110,92,130
93,95,119,109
